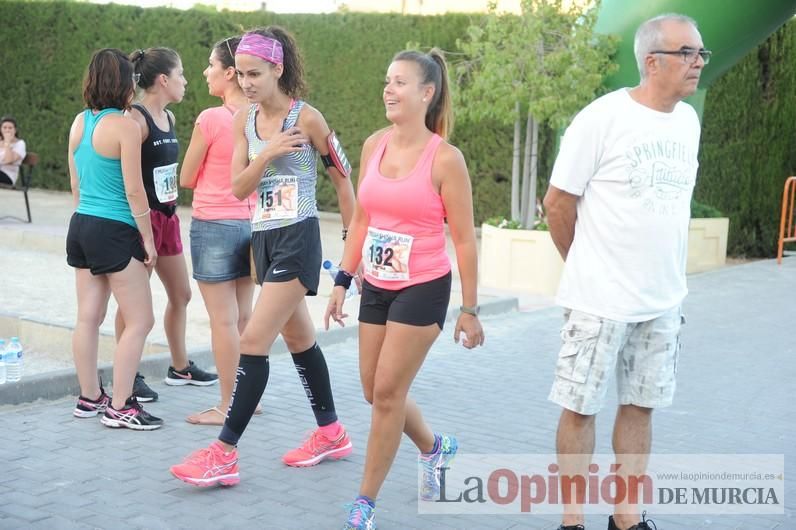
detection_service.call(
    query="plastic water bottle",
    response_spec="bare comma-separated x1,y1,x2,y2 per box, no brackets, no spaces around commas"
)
323,260,358,298
5,337,22,382
0,339,6,385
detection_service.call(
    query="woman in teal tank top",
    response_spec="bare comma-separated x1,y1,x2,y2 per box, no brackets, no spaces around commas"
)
66,48,162,431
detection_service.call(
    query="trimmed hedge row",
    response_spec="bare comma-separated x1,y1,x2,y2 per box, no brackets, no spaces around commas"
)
1,2,794,256
698,21,796,257
0,2,513,223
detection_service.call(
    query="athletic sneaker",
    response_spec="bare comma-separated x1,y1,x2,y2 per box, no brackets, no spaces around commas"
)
132,372,159,402
282,425,353,467
343,499,377,530
557,525,585,530
608,512,657,530
165,360,219,386
100,396,163,431
170,441,240,487
419,434,459,501
73,386,111,418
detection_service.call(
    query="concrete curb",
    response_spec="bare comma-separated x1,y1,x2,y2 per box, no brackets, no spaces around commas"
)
0,296,518,406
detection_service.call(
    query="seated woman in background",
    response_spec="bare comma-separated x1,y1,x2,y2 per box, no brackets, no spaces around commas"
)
0,116,26,186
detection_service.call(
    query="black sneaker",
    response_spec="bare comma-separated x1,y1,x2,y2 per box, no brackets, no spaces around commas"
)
558,525,585,530
73,384,111,418
608,512,657,530
165,360,219,386
100,396,163,431
132,372,159,402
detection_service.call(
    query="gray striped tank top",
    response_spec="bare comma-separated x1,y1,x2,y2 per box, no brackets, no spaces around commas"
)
245,100,318,232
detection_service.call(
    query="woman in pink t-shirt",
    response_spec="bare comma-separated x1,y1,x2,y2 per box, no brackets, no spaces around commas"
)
180,36,258,425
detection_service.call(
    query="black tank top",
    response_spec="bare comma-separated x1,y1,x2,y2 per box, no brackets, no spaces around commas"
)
134,103,179,216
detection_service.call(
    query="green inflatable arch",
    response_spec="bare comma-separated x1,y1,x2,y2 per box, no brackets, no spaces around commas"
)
594,0,796,117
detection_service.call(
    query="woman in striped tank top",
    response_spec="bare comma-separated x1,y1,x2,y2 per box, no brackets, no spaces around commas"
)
171,26,357,487
325,49,485,529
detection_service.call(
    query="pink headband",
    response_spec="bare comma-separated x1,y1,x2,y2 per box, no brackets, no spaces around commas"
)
236,33,283,66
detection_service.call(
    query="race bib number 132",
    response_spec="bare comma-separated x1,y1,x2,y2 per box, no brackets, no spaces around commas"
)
362,227,414,281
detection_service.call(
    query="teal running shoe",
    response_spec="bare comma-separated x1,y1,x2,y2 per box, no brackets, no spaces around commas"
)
419,434,458,501
343,499,376,529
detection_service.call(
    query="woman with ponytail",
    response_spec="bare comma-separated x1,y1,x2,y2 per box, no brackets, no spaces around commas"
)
170,25,356,487
178,37,259,426
324,48,484,529
120,47,218,404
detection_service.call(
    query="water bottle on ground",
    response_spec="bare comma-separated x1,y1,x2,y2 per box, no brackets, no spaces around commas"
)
0,339,6,385
323,260,359,298
5,337,23,382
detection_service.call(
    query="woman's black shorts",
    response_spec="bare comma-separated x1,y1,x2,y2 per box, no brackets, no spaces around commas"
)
250,217,322,296
66,213,145,275
358,271,452,330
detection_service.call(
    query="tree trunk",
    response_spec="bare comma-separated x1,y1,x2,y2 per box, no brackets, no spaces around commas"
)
521,113,539,229
520,108,533,227
511,102,521,221
529,114,539,228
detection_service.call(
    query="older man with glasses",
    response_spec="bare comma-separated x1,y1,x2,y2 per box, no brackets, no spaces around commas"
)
543,13,709,530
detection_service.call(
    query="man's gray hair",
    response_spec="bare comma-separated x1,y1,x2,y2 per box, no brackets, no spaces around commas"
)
634,13,698,79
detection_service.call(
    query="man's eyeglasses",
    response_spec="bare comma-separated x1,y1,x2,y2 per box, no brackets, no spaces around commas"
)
132,72,141,85
650,48,712,65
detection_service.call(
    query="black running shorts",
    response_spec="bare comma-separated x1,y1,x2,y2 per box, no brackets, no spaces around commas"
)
250,217,322,296
358,271,452,330
66,213,146,275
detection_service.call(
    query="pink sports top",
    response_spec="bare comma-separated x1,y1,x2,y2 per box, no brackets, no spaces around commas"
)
357,129,451,290
192,106,255,220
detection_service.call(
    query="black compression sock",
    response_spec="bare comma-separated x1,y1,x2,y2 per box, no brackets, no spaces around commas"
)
291,343,338,426
219,354,269,446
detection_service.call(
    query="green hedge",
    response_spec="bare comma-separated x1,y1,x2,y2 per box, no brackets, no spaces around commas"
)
0,2,512,222
698,21,796,257
2,2,794,257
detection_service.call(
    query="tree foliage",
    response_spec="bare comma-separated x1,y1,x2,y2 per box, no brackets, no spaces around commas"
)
456,0,616,128
455,0,617,227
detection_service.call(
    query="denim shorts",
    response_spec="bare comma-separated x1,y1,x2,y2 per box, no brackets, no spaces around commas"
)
190,218,251,282
548,306,684,415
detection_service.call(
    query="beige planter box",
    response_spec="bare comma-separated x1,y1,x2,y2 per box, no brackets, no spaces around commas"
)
480,223,564,296
687,217,729,273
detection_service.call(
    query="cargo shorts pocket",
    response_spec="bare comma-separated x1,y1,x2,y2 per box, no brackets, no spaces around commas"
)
555,318,602,384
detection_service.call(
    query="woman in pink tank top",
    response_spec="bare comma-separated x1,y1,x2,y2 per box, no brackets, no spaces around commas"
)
325,49,485,528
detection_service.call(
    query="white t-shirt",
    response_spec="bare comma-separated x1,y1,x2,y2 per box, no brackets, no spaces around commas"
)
550,88,701,322
0,139,27,185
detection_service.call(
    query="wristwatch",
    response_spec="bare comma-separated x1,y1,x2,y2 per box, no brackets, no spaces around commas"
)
459,304,480,316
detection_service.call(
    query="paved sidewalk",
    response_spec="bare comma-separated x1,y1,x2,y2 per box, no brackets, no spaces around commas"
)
1,257,794,529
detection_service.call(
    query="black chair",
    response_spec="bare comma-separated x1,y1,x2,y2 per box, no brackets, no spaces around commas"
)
0,151,36,223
